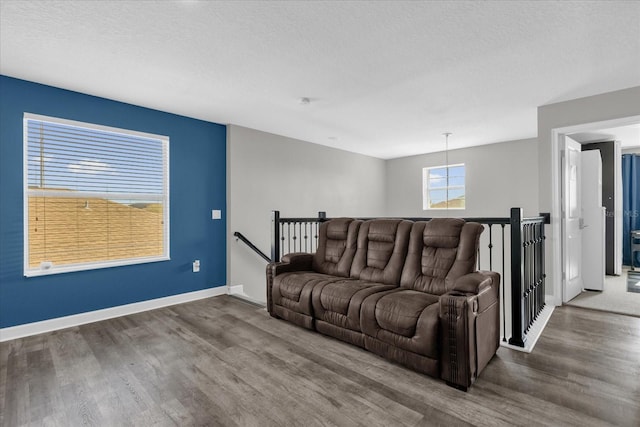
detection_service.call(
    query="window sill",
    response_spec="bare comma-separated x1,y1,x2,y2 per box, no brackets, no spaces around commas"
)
24,255,170,278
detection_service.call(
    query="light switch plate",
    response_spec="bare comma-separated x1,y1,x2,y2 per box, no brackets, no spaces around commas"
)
212,209,222,220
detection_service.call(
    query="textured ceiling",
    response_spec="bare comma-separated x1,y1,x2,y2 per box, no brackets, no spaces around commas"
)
1,0,639,159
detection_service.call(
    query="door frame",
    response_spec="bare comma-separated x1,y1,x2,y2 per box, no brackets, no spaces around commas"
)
551,115,640,306
561,135,584,303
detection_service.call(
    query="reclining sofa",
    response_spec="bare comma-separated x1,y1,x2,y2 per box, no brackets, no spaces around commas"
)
266,217,500,390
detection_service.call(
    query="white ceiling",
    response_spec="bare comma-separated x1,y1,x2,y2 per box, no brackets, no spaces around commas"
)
1,1,639,159
571,124,640,148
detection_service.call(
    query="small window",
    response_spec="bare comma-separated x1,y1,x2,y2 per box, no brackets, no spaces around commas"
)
423,164,465,210
24,113,170,277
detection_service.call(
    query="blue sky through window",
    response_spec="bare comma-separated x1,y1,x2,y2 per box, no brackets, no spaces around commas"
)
27,119,164,196
426,164,465,206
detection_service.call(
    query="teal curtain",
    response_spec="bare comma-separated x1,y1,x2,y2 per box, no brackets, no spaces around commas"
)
622,154,640,266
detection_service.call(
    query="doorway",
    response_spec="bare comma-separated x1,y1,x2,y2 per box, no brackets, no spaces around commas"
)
552,116,640,310
565,268,640,316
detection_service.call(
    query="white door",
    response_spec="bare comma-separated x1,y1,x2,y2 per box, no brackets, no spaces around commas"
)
581,150,605,291
563,136,584,302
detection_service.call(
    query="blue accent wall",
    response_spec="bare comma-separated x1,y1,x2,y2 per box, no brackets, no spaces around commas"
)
0,75,227,328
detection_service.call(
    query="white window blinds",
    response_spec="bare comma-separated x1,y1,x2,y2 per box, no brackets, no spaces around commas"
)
24,113,170,277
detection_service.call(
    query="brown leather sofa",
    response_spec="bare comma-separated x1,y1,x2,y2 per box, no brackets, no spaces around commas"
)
266,217,500,390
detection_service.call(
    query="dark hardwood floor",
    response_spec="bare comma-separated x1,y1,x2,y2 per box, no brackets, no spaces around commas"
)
1,296,639,426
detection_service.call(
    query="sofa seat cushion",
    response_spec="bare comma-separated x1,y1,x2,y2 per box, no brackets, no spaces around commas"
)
312,280,396,332
361,289,440,359
273,272,347,316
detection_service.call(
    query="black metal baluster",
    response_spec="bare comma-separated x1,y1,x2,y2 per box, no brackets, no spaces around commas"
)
538,223,543,316
303,222,308,252
532,225,538,322
527,224,533,331
529,223,534,326
524,224,529,332
541,222,546,314
537,222,545,318
501,223,506,342
538,222,544,314
488,224,493,271
282,222,286,256
523,224,528,333
533,225,537,321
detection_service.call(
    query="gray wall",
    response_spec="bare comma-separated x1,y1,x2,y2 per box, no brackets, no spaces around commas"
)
227,125,386,302
538,86,640,303
386,138,539,218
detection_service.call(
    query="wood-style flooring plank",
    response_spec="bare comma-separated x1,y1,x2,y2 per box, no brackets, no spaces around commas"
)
1,296,639,426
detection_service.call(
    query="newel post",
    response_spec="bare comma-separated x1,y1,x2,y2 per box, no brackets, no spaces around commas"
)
271,210,280,263
509,207,526,347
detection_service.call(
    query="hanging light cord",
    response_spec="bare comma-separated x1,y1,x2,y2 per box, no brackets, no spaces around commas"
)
442,132,451,211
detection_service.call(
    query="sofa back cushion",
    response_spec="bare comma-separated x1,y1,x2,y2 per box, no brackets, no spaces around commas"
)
350,219,412,285
399,219,483,295
312,218,362,277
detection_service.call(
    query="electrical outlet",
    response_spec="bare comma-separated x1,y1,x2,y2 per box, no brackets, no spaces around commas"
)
212,209,222,220
192,260,200,273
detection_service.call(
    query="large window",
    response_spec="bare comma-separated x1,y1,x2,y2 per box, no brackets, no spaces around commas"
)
23,113,169,277
423,164,465,210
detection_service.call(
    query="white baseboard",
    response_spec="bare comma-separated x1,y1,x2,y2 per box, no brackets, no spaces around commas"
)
227,284,266,307
228,284,244,295
500,297,555,353
0,286,229,342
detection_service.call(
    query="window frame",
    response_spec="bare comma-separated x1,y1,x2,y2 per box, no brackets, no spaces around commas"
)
23,113,170,277
422,163,466,210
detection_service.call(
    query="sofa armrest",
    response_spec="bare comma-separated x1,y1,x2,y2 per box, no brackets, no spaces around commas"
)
266,253,314,315
439,271,501,390
452,272,493,294
280,252,314,270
